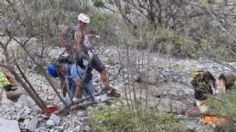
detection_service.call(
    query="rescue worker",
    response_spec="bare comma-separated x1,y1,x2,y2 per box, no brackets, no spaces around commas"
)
59,13,120,102
218,73,236,93
0,71,23,102
191,70,216,114
47,62,119,103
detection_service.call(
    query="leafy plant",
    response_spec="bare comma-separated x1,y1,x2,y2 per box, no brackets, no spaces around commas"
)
88,102,187,132
207,88,236,132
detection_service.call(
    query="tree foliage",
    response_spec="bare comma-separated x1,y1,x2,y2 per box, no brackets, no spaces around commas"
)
94,0,236,60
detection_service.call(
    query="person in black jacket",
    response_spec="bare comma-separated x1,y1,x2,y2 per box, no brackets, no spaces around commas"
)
191,70,216,114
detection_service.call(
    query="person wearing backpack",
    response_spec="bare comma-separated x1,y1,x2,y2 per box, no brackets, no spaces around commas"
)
191,70,216,114
62,13,120,100
60,13,120,101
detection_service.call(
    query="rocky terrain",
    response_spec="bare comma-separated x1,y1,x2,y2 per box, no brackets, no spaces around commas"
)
1,46,236,132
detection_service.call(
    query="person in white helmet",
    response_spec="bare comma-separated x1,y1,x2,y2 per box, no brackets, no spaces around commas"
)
59,13,120,102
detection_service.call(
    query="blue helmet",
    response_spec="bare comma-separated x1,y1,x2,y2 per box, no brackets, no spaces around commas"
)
47,63,58,78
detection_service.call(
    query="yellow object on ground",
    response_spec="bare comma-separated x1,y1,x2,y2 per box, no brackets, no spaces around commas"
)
203,115,227,124
0,72,10,88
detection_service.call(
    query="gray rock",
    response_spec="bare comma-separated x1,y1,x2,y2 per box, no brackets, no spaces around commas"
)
50,129,59,132
180,117,199,130
84,125,91,131
54,126,64,131
17,95,36,108
195,124,215,132
75,125,81,131
0,118,21,132
77,111,85,116
95,94,108,102
17,107,31,120
50,114,60,126
23,118,31,129
46,119,55,126
47,95,55,100
27,116,39,131
157,98,187,114
35,127,48,132
71,116,82,125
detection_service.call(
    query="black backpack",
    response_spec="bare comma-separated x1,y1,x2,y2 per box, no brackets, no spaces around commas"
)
61,26,77,53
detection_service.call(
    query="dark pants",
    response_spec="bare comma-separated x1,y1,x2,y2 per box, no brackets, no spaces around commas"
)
3,84,14,92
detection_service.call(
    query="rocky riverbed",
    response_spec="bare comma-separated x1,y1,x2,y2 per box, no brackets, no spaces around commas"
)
1,46,236,131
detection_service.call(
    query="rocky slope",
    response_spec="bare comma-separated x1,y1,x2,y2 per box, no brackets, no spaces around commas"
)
1,46,236,131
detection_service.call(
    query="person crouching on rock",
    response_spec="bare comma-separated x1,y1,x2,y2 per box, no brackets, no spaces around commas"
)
218,73,236,93
47,63,94,104
191,70,217,114
47,60,120,105
0,71,23,102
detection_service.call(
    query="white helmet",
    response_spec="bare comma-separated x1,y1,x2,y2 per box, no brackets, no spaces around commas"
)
78,13,90,24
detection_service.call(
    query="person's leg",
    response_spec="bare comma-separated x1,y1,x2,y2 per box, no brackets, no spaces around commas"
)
69,79,77,98
82,82,94,97
196,100,209,114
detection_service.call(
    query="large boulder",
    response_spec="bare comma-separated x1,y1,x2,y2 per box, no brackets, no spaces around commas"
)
0,119,21,132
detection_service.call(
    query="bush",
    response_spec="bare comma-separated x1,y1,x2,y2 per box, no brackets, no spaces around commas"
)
88,12,118,45
207,88,236,130
88,101,187,132
127,26,199,58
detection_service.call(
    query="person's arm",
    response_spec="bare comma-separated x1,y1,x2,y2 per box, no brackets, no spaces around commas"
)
191,78,199,91
205,71,217,94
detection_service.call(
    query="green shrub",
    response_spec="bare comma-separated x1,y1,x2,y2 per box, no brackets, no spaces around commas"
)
207,88,236,129
88,12,118,45
88,101,187,132
92,0,105,8
127,25,199,58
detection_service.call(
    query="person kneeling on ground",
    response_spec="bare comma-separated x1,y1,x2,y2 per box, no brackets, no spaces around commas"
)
191,70,216,114
47,62,119,104
0,71,23,102
218,73,236,93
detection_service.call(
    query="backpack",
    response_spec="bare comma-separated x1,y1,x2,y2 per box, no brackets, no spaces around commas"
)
61,26,78,53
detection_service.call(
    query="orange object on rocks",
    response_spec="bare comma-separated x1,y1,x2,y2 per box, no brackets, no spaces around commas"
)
203,115,227,124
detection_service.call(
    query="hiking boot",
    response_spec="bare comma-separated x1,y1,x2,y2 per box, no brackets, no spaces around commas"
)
107,89,120,97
